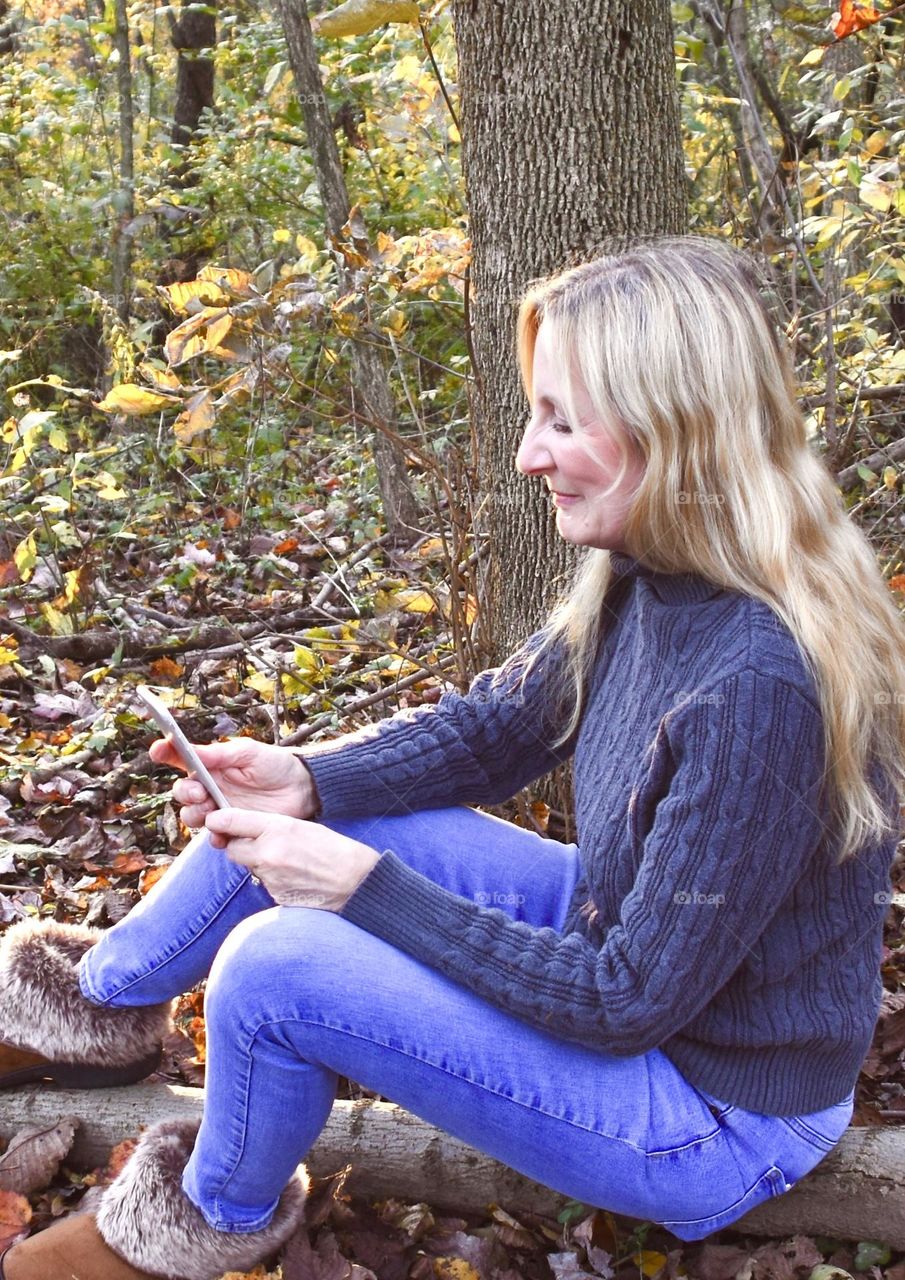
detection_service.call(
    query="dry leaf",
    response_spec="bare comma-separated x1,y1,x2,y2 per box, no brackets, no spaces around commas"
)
0,1119,79,1195
0,1188,32,1254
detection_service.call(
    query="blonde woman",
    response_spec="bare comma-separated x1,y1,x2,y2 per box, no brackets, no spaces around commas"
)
2,235,903,1280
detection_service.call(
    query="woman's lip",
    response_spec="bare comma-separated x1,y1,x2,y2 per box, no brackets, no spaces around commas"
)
552,492,579,502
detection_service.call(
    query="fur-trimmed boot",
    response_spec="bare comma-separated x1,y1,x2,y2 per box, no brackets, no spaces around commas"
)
0,1118,308,1280
0,918,173,1089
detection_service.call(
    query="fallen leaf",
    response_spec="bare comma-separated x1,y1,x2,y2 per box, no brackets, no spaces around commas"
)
0,1119,79,1195
0,1188,32,1254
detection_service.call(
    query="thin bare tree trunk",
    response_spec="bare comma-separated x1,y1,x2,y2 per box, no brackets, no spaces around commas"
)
275,0,421,545
110,0,134,324
169,0,216,188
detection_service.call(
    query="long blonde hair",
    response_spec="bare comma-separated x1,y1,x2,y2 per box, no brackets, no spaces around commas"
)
497,234,905,864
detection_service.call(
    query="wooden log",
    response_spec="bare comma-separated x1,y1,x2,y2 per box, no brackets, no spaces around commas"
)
1,1084,902,1247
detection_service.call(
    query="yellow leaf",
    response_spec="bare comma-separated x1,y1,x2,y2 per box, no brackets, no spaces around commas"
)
0,644,20,669
63,568,81,605
295,234,321,269
39,602,74,636
138,362,183,391
864,130,888,155
273,228,292,244
165,307,231,367
13,532,37,581
391,52,423,83
205,313,234,352
429,1258,479,1280
173,390,216,444
95,469,129,500
859,178,893,212
215,366,258,406
94,385,179,415
799,46,824,67
313,0,419,38
245,671,275,700
198,265,253,294
292,646,322,676
401,589,435,613
158,280,229,315
448,122,460,143
634,1249,670,1277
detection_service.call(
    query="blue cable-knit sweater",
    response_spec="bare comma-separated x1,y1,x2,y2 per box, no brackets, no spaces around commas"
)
300,551,900,1116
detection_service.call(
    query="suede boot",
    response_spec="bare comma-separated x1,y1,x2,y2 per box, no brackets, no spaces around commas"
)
0,919,173,1089
0,1118,308,1280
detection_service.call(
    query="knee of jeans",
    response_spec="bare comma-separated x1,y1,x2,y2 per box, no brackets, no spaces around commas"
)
204,907,347,1027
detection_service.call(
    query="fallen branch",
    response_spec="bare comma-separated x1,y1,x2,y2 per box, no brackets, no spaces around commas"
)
0,1085,903,1246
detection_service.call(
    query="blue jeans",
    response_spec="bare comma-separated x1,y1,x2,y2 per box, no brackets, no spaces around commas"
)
78,806,854,1243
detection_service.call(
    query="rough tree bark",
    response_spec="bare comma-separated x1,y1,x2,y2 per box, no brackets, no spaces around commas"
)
275,0,421,546
169,0,216,187
449,0,687,830
1,1086,903,1249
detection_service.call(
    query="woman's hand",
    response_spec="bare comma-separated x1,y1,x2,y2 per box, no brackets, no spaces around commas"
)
148,737,320,847
203,809,380,911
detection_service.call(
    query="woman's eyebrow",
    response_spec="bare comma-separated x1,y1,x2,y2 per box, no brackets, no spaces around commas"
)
535,393,567,411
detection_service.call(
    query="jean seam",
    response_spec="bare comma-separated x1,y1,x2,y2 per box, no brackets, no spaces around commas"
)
188,1019,269,1233
80,871,260,1005
239,1012,721,1159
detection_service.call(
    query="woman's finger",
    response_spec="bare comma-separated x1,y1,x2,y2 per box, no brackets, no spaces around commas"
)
172,778,211,806
220,836,260,866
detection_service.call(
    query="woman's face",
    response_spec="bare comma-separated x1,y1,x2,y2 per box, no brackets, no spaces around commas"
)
515,320,645,552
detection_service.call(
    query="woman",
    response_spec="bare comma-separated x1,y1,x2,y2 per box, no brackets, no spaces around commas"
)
1,235,903,1280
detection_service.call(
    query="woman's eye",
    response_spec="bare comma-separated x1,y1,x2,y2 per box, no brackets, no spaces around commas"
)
551,420,572,435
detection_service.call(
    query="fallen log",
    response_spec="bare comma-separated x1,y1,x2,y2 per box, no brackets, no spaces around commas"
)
0,1084,902,1247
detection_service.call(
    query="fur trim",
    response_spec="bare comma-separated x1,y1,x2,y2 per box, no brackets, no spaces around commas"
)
97,1119,308,1280
0,918,173,1067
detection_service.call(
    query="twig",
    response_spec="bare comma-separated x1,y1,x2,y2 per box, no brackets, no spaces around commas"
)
280,653,460,747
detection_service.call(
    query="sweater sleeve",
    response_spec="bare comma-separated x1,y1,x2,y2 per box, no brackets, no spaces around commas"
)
298,629,578,819
338,669,829,1054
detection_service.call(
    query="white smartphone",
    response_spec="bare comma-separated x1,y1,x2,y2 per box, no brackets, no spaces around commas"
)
134,685,232,811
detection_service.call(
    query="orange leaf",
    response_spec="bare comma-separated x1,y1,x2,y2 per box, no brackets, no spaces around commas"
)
830,0,882,38
0,1188,32,1254
139,865,169,895
889,575,905,594
274,537,299,555
0,561,18,587
111,851,149,875
105,1139,138,1181
149,656,184,681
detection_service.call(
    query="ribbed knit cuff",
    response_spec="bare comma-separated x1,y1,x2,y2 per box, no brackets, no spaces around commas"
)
300,744,414,820
339,848,466,952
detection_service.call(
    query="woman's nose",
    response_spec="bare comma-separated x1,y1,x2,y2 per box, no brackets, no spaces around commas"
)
515,423,551,476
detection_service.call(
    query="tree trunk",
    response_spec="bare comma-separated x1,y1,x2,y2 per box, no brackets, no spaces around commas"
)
169,0,216,186
275,0,421,546
1,1086,903,1247
449,0,687,828
110,0,135,324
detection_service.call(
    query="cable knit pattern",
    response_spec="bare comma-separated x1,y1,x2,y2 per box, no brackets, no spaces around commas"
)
303,552,900,1116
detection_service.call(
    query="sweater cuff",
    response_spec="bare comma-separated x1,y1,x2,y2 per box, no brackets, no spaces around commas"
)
339,848,468,952
299,743,411,819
